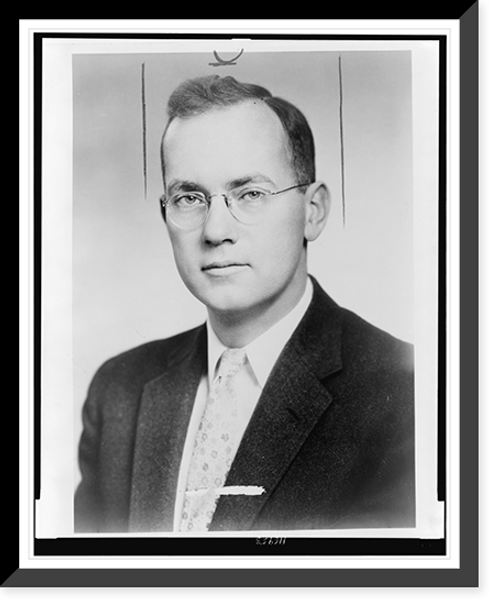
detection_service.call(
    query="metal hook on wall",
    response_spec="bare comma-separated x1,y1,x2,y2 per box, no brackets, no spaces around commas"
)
209,49,244,67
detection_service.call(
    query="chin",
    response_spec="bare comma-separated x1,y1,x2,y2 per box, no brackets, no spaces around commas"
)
186,273,298,321
201,295,254,317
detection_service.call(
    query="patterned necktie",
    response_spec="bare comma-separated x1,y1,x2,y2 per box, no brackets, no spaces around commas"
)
180,348,247,532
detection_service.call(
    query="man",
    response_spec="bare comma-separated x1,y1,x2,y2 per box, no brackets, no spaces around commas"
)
75,74,415,533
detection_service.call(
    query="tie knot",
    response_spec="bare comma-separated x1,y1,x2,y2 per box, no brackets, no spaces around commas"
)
217,348,247,379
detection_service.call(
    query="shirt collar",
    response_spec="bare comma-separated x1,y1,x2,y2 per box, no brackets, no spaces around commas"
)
206,277,313,388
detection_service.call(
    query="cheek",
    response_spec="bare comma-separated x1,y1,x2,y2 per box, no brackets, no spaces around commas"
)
265,213,306,256
168,233,198,274
253,223,306,279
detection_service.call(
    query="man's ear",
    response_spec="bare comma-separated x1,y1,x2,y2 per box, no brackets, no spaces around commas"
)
304,181,331,242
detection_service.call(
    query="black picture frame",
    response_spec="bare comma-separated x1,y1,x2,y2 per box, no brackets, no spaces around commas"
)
9,9,479,588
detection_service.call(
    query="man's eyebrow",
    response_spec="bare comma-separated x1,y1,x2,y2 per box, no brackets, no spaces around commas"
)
226,173,276,190
166,180,204,195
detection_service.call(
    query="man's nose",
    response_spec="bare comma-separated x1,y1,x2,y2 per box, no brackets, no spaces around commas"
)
202,194,238,244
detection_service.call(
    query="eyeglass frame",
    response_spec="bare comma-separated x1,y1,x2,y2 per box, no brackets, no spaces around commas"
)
159,182,311,229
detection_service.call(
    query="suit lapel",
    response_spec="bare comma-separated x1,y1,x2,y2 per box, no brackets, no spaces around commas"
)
210,278,343,531
129,326,207,532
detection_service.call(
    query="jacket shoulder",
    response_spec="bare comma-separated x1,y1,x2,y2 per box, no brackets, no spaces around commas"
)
88,324,205,395
339,306,414,374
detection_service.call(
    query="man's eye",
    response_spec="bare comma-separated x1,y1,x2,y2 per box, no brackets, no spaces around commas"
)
238,190,268,202
175,193,204,206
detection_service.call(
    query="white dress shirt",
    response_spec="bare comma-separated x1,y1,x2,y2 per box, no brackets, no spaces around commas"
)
172,277,313,531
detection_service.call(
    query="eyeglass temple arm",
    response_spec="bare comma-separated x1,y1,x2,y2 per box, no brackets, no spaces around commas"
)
272,183,311,196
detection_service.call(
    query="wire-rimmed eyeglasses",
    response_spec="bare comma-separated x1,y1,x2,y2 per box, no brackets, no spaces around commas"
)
160,182,310,229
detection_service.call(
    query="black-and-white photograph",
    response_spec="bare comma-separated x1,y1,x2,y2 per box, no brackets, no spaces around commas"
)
36,36,444,543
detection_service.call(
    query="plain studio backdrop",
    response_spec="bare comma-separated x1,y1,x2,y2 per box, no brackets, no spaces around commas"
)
39,40,441,536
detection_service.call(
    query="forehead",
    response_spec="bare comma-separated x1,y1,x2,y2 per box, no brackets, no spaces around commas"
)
162,101,293,185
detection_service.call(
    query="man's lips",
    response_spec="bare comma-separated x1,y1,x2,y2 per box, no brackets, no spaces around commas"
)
202,261,249,276
202,261,247,270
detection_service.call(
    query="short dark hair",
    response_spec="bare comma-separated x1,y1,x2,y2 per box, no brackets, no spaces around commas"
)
161,75,316,186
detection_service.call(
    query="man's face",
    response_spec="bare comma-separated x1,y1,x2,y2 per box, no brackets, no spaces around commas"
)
161,101,311,326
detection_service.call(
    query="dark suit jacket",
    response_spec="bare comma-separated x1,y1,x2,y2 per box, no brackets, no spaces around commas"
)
75,277,415,533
